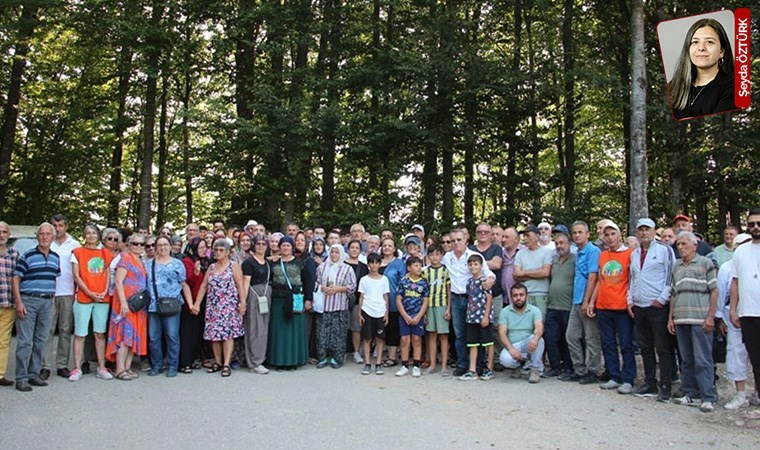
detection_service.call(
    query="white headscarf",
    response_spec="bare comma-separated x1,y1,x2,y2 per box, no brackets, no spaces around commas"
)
323,244,347,285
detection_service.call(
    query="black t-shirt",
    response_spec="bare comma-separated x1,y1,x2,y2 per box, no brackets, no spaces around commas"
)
242,257,271,286
345,260,369,304
674,71,735,120
468,243,504,298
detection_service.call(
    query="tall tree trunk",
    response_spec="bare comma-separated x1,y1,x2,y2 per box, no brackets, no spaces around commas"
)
439,0,455,226
156,73,169,230
505,0,522,212
181,73,192,224
138,0,165,230
561,0,575,211
628,0,648,232
525,7,540,220
319,0,336,215
109,41,133,225
0,3,40,212
463,5,480,227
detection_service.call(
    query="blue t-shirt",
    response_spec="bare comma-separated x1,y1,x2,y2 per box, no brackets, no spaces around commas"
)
381,258,407,313
146,258,187,312
573,243,601,305
397,276,429,317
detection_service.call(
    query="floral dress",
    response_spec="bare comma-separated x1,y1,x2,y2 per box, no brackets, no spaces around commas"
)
204,262,244,341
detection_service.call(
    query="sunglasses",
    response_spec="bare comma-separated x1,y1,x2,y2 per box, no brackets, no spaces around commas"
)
748,221,760,228
106,237,119,242
442,240,451,244
145,244,156,249
130,242,145,247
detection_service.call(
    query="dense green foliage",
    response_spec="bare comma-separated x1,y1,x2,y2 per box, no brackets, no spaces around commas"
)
1,0,758,240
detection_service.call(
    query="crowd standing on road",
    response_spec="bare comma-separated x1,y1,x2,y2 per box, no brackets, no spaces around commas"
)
1,209,760,416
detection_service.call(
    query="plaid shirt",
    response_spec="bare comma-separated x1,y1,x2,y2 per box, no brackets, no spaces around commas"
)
0,247,19,308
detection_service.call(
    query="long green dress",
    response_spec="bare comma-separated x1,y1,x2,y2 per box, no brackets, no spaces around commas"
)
266,258,309,367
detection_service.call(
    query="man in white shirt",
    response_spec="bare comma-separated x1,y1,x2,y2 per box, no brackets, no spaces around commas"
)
42,214,80,380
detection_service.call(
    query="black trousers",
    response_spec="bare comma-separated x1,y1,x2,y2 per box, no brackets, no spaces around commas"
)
634,305,672,387
179,307,205,368
740,316,760,391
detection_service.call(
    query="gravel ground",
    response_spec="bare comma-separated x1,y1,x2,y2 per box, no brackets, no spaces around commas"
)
1,337,759,449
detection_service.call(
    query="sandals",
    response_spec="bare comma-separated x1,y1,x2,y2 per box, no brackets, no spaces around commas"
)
207,363,222,373
221,365,231,377
115,371,137,381
382,359,398,368
179,366,193,374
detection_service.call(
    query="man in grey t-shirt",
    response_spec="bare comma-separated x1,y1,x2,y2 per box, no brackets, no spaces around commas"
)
514,225,553,317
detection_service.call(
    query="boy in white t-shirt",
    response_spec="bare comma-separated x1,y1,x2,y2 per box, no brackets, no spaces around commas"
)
358,253,391,375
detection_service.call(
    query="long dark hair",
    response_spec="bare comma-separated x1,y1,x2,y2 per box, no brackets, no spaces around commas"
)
668,18,733,111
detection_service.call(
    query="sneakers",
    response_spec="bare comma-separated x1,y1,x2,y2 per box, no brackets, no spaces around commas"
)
578,373,599,385
543,368,560,378
559,372,581,382
96,367,113,380
749,392,760,406
68,369,82,382
330,358,342,369
672,391,701,406
316,359,328,369
395,365,409,377
353,352,363,364
480,369,495,381
528,368,541,383
699,401,715,413
511,368,522,379
375,365,384,375
632,384,658,398
452,367,468,377
600,380,621,390
724,391,749,410
657,385,672,403
617,382,633,395
361,364,372,375
458,370,478,381
412,366,421,377
251,365,270,375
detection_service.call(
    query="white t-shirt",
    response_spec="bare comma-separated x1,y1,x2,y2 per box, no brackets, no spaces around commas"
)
51,235,81,296
732,242,760,317
359,275,390,318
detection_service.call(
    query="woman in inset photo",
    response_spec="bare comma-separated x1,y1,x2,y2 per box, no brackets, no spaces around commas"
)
667,17,735,120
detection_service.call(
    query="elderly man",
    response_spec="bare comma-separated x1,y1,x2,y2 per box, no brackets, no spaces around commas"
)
514,225,553,317
713,226,739,268
537,222,556,250
497,283,544,383
544,231,575,377
628,218,675,401
588,221,635,394
729,208,760,411
284,222,299,238
669,231,719,413
660,227,677,246
13,223,61,392
671,214,713,258
0,222,19,386
43,214,80,380
561,221,603,384
443,229,495,377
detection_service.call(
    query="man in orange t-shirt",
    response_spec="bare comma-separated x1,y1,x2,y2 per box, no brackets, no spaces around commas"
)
587,221,636,394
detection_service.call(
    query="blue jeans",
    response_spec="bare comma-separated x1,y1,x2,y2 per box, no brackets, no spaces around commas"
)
597,309,636,384
451,294,468,370
149,313,180,372
15,295,54,381
545,309,573,373
676,324,716,402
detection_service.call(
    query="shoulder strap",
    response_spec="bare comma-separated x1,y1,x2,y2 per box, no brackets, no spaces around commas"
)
280,259,293,290
151,259,158,299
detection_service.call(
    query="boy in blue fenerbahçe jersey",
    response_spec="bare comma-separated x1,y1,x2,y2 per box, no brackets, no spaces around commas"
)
395,256,429,377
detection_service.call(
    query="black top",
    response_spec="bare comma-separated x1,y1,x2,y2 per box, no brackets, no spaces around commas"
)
674,71,735,120
242,257,271,286
468,243,504,297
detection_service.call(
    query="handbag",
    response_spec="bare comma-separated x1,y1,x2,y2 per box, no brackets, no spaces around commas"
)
152,259,182,317
127,289,150,312
312,284,325,314
252,260,270,315
281,259,304,313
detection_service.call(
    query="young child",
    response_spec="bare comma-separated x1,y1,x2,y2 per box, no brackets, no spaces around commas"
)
395,256,429,377
459,254,495,381
358,253,390,375
423,244,451,376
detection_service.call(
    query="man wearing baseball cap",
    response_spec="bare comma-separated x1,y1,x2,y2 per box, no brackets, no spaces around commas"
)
514,225,553,317
628,218,676,401
671,214,714,261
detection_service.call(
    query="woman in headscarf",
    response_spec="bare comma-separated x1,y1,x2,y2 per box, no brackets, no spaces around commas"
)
232,232,255,264
314,244,356,368
178,237,210,373
268,232,283,260
266,236,312,369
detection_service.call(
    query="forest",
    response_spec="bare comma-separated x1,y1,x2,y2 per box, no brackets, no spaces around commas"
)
0,0,758,240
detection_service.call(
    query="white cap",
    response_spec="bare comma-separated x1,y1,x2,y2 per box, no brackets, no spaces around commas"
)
411,224,425,234
245,220,258,228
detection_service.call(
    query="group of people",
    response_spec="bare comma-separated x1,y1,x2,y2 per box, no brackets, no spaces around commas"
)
1,209,759,416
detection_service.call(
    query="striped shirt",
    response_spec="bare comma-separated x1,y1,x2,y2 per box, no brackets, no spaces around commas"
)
315,261,357,312
0,247,19,307
14,247,61,296
424,265,450,307
671,254,717,325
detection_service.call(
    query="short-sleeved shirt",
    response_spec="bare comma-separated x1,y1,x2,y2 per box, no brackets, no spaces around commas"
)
397,276,429,317
146,258,187,312
573,243,600,305
498,303,542,344
514,246,553,295
72,247,113,304
466,276,492,324
672,254,718,324
242,257,271,286
469,243,503,297
15,247,61,296
597,246,633,310
423,265,450,307
548,253,575,312
51,235,80,296
359,275,390,318
732,242,760,317
0,247,19,307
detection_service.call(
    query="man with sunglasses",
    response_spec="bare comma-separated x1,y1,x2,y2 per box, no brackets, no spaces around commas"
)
729,208,760,410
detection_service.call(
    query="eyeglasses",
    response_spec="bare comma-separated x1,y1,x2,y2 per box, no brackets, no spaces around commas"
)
130,242,145,247
255,242,267,246
748,221,760,228
106,237,119,242
213,248,226,252
441,240,451,244
476,230,490,234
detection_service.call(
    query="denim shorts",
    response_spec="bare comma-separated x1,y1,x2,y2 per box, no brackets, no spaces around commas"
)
73,301,110,336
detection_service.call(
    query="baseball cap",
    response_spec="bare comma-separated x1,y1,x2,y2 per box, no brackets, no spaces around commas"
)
734,233,752,246
404,234,422,247
245,219,258,228
521,225,540,234
672,214,691,224
636,218,656,229
603,221,621,233
411,224,425,234
552,224,569,235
